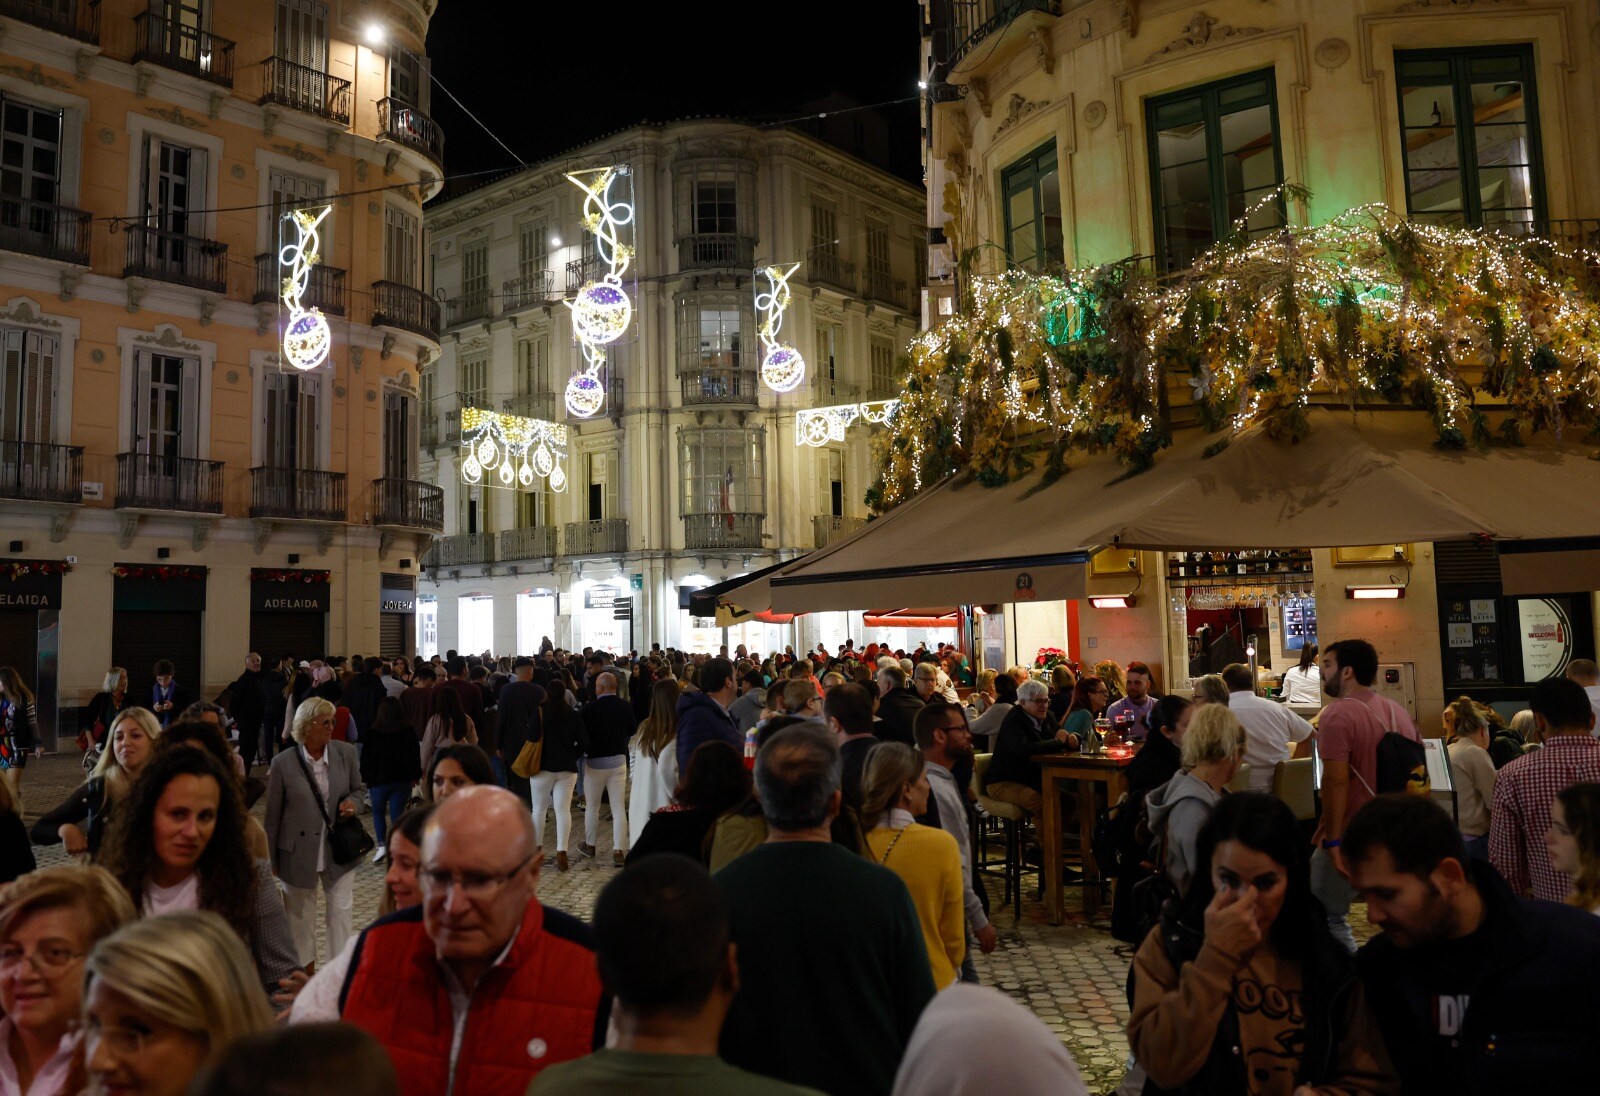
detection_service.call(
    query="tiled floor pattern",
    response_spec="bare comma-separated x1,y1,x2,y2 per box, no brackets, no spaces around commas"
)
20,753,1371,1094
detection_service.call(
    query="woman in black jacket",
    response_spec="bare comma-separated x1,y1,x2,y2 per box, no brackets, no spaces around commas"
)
79,667,131,749
529,685,582,872
361,697,423,863
32,707,162,859
1112,695,1192,943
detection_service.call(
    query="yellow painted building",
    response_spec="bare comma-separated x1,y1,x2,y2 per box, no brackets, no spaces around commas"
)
0,0,444,742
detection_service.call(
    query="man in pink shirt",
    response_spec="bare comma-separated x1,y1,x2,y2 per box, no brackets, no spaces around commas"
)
1312,639,1422,952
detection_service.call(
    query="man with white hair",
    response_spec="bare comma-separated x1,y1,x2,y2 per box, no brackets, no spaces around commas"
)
875,663,924,746
983,678,1077,826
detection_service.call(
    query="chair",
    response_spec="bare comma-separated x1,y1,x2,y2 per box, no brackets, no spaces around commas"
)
971,752,1031,922
1272,757,1318,822
1226,762,1253,793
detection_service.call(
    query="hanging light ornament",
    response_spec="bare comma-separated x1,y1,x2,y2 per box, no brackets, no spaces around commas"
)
755,262,805,392
563,166,634,417
279,205,334,371
458,406,568,493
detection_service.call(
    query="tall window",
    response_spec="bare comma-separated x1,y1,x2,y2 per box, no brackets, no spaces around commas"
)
865,222,891,282
0,328,57,444
680,427,765,518
822,447,844,517
384,206,418,286
388,46,427,110
132,352,199,459
811,202,838,260
869,337,895,396
586,450,616,521
694,180,737,235
382,389,412,480
267,168,322,249
460,241,488,313
516,338,548,395
263,371,319,468
0,101,62,207
275,0,327,70
677,294,747,373
1147,71,1283,272
814,322,840,389
518,221,547,278
514,486,548,528
458,353,487,409
1001,141,1064,273
1397,48,1543,230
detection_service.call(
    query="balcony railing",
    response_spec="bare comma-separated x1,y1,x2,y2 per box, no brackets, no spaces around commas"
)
115,453,223,513
503,392,556,420
446,291,493,326
565,254,605,295
253,253,345,315
0,194,91,265
499,525,558,561
0,441,82,503
812,376,861,403
0,0,98,44
680,367,759,408
941,0,1057,69
814,514,867,549
502,269,557,311
371,477,443,532
433,533,495,566
371,280,441,341
677,234,755,270
564,517,628,556
811,251,856,294
259,56,351,125
863,269,909,310
132,12,234,87
684,512,764,551
249,467,346,522
376,97,443,169
124,224,227,292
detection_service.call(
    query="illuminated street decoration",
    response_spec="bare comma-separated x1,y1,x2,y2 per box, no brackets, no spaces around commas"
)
796,398,899,447
459,406,568,493
564,166,634,417
755,263,805,392
279,205,333,371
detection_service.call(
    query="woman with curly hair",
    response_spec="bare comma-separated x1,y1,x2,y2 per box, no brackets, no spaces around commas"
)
100,746,301,993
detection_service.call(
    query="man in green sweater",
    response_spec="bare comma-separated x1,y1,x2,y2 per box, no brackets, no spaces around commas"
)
715,724,936,1096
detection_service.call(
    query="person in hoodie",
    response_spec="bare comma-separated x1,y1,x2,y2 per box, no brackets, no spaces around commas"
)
1128,792,1398,1096
1144,704,1246,896
674,658,741,774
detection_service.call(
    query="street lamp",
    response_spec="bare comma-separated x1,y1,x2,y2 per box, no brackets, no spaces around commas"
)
364,23,385,46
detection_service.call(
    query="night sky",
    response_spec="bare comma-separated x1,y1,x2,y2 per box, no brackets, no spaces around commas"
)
423,0,925,197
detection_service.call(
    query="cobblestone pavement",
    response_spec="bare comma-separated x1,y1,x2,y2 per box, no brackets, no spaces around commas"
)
18,752,1371,1094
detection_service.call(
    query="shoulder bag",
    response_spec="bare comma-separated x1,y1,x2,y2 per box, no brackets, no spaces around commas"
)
511,710,544,779
293,748,374,865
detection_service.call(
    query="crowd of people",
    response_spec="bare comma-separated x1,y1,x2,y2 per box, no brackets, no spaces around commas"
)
0,633,1592,1095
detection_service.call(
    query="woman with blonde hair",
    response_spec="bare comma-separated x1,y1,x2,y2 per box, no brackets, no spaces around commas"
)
1144,704,1247,896
32,708,162,860
860,742,965,989
967,668,998,717
0,866,135,1095
627,677,682,845
1443,696,1497,858
82,910,274,1096
1190,673,1230,708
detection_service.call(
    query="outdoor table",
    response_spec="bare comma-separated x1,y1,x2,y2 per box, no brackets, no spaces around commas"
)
1039,750,1136,925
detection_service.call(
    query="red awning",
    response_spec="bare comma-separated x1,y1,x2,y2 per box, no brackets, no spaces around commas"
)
863,607,962,629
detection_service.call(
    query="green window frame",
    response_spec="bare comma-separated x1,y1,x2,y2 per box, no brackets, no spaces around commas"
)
1146,69,1284,273
1000,140,1063,273
1395,47,1545,230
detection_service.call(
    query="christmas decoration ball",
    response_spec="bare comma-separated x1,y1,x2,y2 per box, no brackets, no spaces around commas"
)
571,281,631,345
283,310,332,371
761,344,806,392
565,372,606,418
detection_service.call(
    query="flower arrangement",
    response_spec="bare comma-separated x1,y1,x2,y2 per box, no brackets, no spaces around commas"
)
112,565,207,581
1034,647,1069,671
0,560,71,581
251,569,332,584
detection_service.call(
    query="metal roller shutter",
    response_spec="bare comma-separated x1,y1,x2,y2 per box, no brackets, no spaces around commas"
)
0,611,38,698
113,611,203,704
248,613,327,665
378,614,406,658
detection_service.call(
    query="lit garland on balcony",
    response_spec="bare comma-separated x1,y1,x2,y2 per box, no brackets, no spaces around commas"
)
279,205,333,372
459,406,568,492
869,192,1600,511
563,166,634,418
756,263,806,392
797,398,900,447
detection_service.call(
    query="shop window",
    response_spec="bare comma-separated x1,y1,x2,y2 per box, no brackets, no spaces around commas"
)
1001,140,1064,273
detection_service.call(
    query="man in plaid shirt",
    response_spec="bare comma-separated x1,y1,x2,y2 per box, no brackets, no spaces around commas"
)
1490,676,1600,901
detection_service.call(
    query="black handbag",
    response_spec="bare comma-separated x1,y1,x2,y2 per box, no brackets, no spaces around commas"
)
293,749,374,866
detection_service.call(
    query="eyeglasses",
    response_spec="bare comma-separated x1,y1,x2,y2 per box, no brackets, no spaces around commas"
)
421,854,535,898
0,943,84,977
83,1020,155,1057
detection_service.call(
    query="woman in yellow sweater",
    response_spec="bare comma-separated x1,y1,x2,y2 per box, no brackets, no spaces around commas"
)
861,742,966,988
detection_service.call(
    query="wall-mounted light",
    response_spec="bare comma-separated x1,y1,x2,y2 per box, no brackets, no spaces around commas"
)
550,235,562,248
1346,585,1405,600
364,23,386,46
1088,595,1137,610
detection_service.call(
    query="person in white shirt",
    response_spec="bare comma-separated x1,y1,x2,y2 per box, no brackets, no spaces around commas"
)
1222,663,1314,792
1280,644,1323,706
1566,659,1600,736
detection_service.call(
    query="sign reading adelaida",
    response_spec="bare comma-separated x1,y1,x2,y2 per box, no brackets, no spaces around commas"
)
250,569,331,613
0,560,65,610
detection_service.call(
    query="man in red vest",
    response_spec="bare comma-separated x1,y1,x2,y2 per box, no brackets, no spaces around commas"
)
327,785,605,1095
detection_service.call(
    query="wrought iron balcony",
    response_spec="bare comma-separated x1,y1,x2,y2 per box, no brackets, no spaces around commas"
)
0,194,90,265
0,0,98,44
259,56,351,125
115,453,223,514
677,234,755,270
249,467,346,522
124,224,227,292
499,526,558,561
811,251,856,294
564,517,628,556
253,253,345,315
940,0,1057,70
446,291,493,326
814,514,867,549
502,270,557,312
684,512,764,551
863,269,909,310
132,12,234,87
0,441,82,503
371,477,443,531
565,254,605,295
680,367,759,408
377,97,443,169
503,392,556,420
371,280,441,341
433,533,495,566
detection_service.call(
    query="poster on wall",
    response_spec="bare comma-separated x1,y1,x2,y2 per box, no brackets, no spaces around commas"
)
981,611,1006,674
1518,598,1576,682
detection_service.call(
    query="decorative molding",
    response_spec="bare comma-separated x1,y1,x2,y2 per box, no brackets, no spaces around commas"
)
1314,38,1351,71
0,298,61,329
1027,27,1054,74
190,519,213,554
74,50,93,81
117,514,140,550
1120,0,1139,37
57,272,80,302
134,68,153,97
1083,99,1108,129
969,76,992,117
207,92,224,120
254,302,274,336
383,150,399,176
0,63,70,90
97,127,114,145
132,323,201,352
317,526,335,556
994,94,1051,137
355,159,368,182
1396,0,1524,9
125,280,144,314
380,332,396,359
349,346,364,367
198,297,217,326
271,141,322,164
262,107,279,138
325,127,340,154
1146,11,1262,64
145,105,205,129
48,509,71,544
252,519,273,554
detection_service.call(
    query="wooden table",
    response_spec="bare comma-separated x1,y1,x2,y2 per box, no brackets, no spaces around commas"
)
1039,751,1135,925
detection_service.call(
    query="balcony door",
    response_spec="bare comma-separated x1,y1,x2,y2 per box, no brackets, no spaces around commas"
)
0,99,62,208
382,389,413,481
142,137,206,273
263,371,319,469
268,168,322,251
0,328,57,489
384,205,418,287
388,46,428,112
133,353,197,461
275,0,327,71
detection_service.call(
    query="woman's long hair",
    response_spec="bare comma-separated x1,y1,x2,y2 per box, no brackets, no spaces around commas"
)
675,741,752,814
0,667,34,707
1066,675,1105,717
1295,643,1319,673
635,678,682,762
1557,783,1600,911
434,686,469,742
1093,660,1125,701
92,707,164,805
373,696,411,738
102,748,256,946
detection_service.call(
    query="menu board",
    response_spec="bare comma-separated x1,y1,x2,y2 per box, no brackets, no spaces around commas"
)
1282,597,1317,651
1442,594,1502,685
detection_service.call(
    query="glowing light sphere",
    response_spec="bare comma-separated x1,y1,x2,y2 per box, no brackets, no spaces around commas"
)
462,453,482,483
518,461,534,487
532,442,553,477
565,371,606,418
476,438,497,466
761,344,806,392
283,310,331,371
498,460,514,485
550,463,567,493
570,279,632,346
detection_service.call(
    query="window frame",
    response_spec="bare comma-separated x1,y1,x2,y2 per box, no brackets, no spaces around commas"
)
1000,139,1064,273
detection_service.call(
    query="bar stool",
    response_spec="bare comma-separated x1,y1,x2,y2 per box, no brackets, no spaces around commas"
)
971,753,1032,922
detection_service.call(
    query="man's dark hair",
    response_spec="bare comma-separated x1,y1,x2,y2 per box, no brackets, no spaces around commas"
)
823,682,874,736
445,655,466,677
1221,663,1254,692
190,1022,398,1096
1530,675,1594,733
1126,661,1152,680
365,656,385,674
913,701,966,750
754,725,841,831
1343,794,1466,879
468,665,488,682
700,657,735,695
512,656,535,671
594,854,729,1017
411,664,436,683
740,669,764,690
153,659,175,677
1324,639,1379,687
586,651,606,666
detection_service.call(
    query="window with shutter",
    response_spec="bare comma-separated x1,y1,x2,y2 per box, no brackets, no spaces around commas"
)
268,169,324,250
461,243,488,316
518,222,547,278
384,206,419,287
382,390,413,480
459,354,488,409
275,0,328,71
264,371,320,469
0,99,63,206
0,328,56,444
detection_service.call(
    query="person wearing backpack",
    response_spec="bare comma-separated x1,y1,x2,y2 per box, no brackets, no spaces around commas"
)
1312,639,1422,952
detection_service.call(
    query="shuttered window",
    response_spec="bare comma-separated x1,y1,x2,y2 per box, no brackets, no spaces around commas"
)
0,327,57,443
